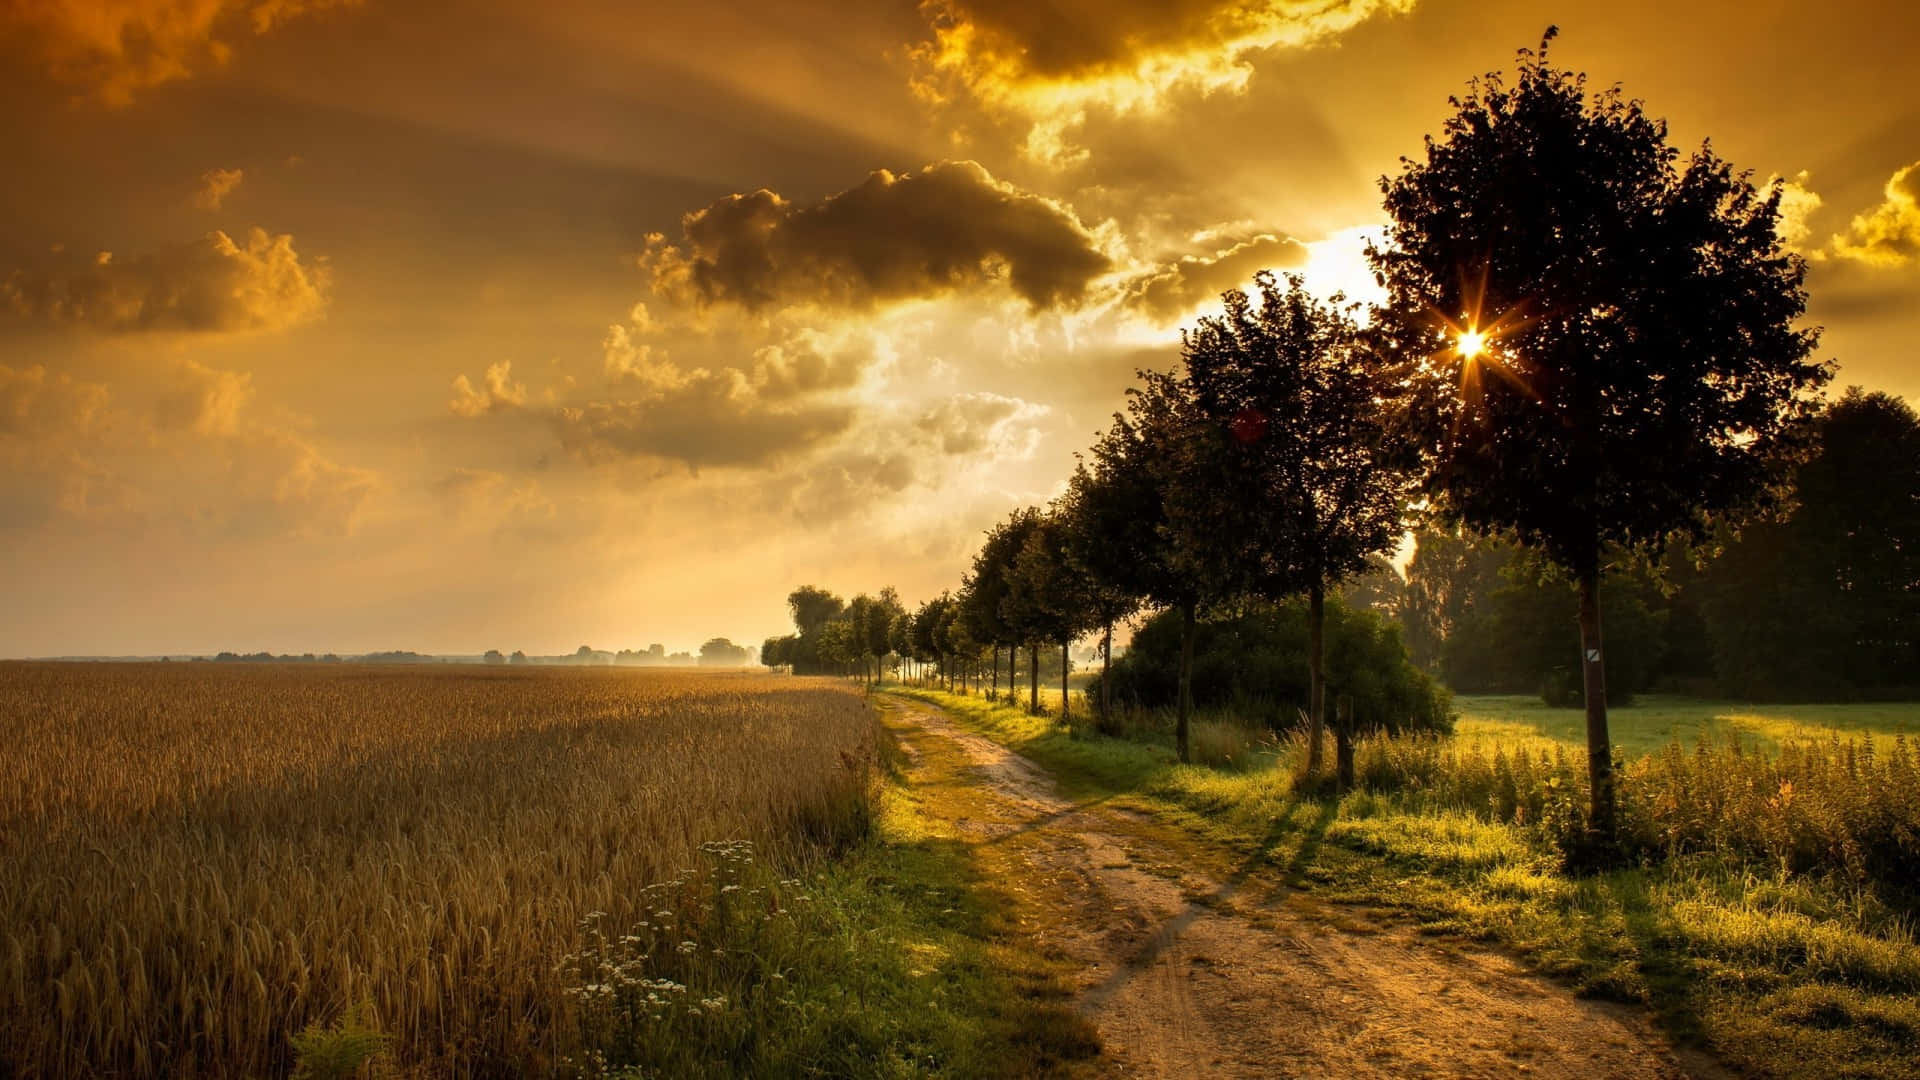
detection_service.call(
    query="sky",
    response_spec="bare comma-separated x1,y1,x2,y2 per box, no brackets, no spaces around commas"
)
3,0,1917,657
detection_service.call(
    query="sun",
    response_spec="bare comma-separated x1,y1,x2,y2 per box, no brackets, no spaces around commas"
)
1456,328,1489,359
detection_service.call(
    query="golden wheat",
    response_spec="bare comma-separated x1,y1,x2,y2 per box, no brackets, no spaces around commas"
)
0,662,875,1077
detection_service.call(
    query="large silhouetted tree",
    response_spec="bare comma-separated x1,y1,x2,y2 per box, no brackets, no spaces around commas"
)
1371,30,1829,847
1183,272,1411,777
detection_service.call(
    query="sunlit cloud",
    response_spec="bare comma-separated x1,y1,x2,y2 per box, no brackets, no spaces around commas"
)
1831,160,1920,267
1122,233,1308,322
912,0,1417,163
0,359,376,537
1767,171,1823,253
1,228,329,334
194,167,246,210
448,361,529,417
3,0,363,104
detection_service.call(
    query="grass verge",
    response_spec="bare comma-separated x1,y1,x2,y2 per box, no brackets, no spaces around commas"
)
557,707,1101,1078
885,683,1920,1080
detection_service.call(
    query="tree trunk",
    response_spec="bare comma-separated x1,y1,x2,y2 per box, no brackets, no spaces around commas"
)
1176,604,1196,764
991,646,999,702
1101,621,1113,722
1335,694,1355,793
1307,581,1327,777
1029,645,1039,713
1060,638,1071,721
1577,568,1617,844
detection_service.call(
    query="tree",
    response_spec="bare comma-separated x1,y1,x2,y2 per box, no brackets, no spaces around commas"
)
760,635,793,670
965,509,1040,704
787,586,844,638
699,637,751,666
1058,461,1146,723
1399,527,1510,671
1697,389,1920,698
483,649,506,665
888,611,917,683
912,594,952,689
509,650,528,665
1087,369,1251,762
866,587,904,683
1371,30,1830,845
1010,510,1089,717
1182,272,1412,778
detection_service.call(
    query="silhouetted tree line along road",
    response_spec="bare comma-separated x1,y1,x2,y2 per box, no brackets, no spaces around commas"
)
757,30,1917,864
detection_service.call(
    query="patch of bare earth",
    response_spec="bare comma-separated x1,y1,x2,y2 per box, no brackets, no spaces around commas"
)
881,696,1711,1079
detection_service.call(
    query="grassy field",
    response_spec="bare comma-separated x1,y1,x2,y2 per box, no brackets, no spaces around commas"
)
889,683,1920,1080
1454,694,1920,756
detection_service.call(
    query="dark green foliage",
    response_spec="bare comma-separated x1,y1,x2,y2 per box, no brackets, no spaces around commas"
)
1397,528,1509,672
964,509,1040,660
1694,389,1920,700
1439,560,1670,707
1094,600,1452,737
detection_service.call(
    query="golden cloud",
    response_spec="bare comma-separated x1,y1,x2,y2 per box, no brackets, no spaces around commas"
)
448,361,529,417
0,359,376,536
912,0,1416,162
643,160,1112,312
1831,161,1920,267
1122,233,1309,321
0,363,120,526
914,391,1050,457
195,167,245,210
4,0,361,104
554,393,854,470
2,228,329,334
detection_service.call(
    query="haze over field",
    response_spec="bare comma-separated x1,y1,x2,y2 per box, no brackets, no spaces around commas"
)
3,0,1916,658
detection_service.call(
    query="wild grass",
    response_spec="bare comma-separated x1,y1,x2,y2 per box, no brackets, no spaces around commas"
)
886,683,1920,1079
0,663,878,1077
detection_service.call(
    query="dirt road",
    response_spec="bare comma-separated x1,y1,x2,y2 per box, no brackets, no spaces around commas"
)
879,694,1711,1079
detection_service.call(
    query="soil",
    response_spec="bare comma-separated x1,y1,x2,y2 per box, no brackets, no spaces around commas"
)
879,694,1719,1079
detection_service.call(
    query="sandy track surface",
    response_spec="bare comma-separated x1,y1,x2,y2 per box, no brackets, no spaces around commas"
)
880,695,1712,1079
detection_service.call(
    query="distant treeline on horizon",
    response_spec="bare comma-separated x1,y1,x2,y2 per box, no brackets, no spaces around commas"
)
51,639,761,667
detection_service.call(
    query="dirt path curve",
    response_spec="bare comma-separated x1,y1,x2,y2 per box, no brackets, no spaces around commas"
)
879,694,1713,1080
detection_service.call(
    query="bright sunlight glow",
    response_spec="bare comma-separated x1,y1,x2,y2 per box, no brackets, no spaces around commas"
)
1457,328,1489,359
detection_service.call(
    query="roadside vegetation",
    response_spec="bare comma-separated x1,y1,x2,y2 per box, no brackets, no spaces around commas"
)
886,683,1920,1079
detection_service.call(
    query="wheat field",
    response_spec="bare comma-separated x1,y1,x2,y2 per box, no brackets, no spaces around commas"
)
0,662,876,1077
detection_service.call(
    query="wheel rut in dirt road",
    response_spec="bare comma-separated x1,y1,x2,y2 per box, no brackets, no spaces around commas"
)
879,694,1714,1080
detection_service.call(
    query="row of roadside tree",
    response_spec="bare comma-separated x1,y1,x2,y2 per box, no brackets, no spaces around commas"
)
771,36,1846,855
